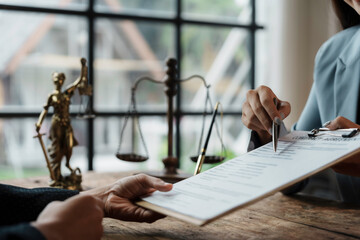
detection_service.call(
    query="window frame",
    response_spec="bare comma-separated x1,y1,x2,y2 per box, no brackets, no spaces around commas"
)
0,0,264,170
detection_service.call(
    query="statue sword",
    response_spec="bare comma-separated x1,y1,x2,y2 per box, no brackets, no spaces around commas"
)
33,131,56,181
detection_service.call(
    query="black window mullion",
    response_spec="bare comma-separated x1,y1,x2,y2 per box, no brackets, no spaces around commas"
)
175,0,182,167
250,0,256,89
0,4,264,31
0,0,261,172
87,0,95,171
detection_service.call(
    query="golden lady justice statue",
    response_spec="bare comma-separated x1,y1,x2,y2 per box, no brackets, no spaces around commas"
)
34,58,92,190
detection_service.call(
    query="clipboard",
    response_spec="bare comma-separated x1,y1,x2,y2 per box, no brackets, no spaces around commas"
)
136,131,360,226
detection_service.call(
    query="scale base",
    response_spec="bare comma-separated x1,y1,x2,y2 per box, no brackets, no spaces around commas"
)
138,170,192,184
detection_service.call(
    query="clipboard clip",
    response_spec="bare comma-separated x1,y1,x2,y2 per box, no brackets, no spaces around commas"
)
308,128,359,138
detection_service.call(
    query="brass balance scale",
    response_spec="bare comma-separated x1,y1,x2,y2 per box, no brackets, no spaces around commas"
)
115,58,226,183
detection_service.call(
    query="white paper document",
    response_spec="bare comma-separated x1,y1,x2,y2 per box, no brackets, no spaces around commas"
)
137,131,360,226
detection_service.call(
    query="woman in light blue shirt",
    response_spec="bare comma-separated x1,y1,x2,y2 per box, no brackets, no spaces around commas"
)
243,0,360,202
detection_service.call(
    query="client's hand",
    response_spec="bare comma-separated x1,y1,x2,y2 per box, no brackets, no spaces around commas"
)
32,194,104,240
242,85,291,144
325,116,360,177
83,174,173,223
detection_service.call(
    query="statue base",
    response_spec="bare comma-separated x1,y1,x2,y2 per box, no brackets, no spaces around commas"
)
49,168,83,191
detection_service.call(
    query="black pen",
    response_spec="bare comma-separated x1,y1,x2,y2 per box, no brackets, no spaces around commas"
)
194,102,220,175
272,97,280,152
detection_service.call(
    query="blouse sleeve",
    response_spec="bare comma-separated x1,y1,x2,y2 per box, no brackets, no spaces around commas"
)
292,83,322,131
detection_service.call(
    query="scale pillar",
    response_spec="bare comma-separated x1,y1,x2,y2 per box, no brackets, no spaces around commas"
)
145,58,191,183
163,58,178,174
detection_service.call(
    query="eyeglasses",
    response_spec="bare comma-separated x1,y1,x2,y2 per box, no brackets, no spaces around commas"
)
308,128,359,138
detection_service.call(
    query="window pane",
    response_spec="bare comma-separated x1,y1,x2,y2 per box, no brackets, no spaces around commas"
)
256,0,267,26
181,25,251,111
179,116,249,174
255,30,268,86
95,0,175,17
183,0,251,24
0,11,88,111
94,116,168,172
0,0,88,10
255,0,268,86
0,118,88,180
94,19,175,112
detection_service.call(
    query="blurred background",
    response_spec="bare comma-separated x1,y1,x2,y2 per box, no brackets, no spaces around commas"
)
0,0,340,180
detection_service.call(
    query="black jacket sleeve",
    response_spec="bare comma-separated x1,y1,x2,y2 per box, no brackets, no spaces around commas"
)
0,184,79,226
247,131,263,152
0,184,79,240
0,223,45,240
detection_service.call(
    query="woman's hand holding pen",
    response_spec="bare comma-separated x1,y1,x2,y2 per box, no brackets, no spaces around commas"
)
242,85,291,145
324,116,360,177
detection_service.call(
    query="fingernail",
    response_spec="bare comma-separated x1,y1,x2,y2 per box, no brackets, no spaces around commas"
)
159,181,172,187
274,116,282,125
280,112,285,120
322,121,331,127
158,181,167,186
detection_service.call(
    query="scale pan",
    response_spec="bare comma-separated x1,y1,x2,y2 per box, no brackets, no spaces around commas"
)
116,153,148,162
190,155,225,164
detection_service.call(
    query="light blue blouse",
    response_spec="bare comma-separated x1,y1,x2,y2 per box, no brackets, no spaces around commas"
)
293,24,360,202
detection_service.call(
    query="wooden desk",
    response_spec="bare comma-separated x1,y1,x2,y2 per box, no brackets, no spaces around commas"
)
2,172,360,239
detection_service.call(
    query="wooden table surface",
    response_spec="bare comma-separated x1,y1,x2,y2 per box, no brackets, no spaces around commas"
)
2,171,360,240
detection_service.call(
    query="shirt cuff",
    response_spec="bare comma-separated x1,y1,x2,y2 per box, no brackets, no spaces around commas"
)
247,130,263,152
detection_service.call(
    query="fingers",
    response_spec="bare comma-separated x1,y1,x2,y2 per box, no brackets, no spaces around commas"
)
242,85,291,135
242,102,265,133
92,196,106,215
332,153,360,177
132,207,166,223
103,175,172,222
322,116,360,177
121,200,165,223
104,193,166,223
247,90,273,133
277,100,291,120
70,195,104,238
110,174,172,199
258,89,280,121
134,174,173,192
35,194,104,240
258,88,290,123
324,116,360,130
67,194,105,219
